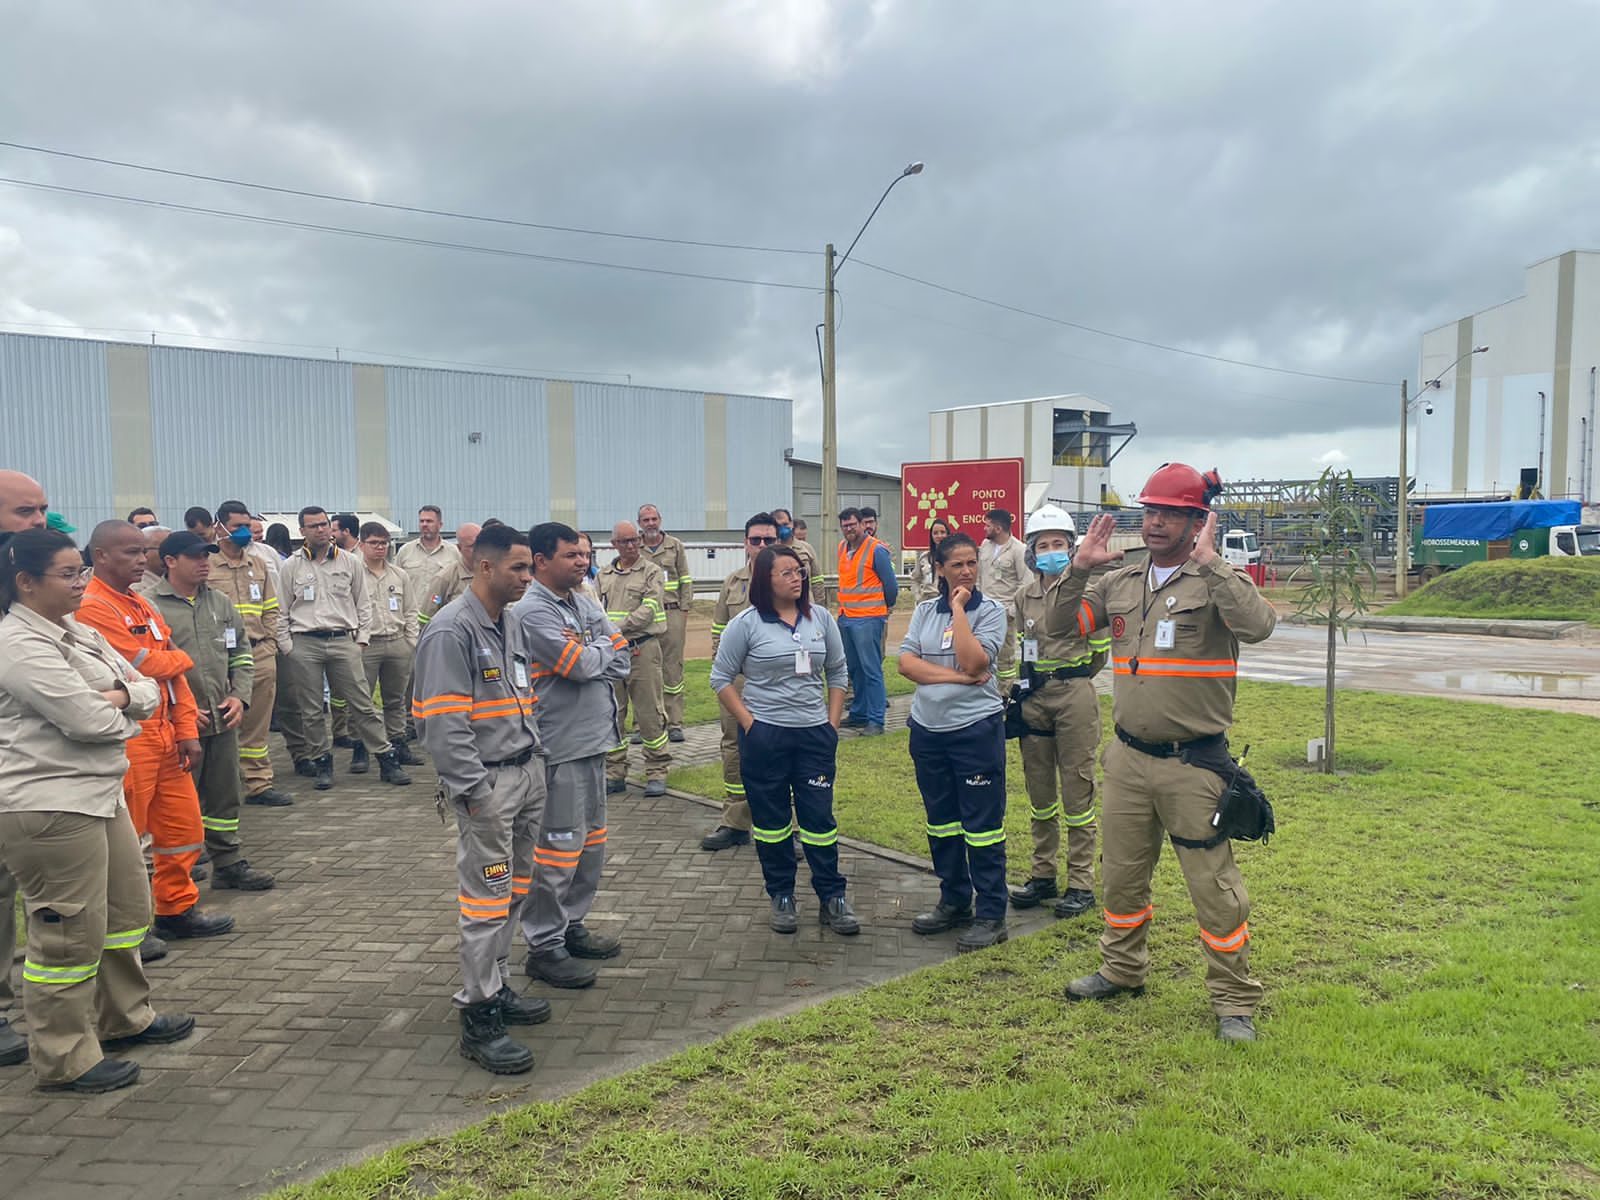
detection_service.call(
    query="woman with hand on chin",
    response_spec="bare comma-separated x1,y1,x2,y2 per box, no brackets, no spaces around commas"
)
710,546,857,937
897,532,1011,953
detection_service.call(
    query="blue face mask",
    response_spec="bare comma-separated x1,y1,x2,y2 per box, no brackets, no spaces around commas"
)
1035,550,1072,576
777,525,793,541
587,560,598,580
227,526,253,546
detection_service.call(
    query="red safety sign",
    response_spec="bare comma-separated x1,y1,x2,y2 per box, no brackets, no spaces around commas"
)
901,458,1025,550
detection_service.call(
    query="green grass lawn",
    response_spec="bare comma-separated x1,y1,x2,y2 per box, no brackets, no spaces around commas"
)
650,658,915,729
1387,556,1600,623
277,683,1600,1199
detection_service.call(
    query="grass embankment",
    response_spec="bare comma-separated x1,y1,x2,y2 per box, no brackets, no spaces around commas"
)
645,658,914,729
280,684,1600,1199
1387,556,1600,623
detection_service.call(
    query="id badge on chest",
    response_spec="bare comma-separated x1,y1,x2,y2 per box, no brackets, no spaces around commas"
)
302,584,316,602
249,583,262,601
1154,619,1176,650
512,657,529,689
1021,637,1039,663
940,624,955,651
794,649,811,675
224,627,238,649
388,594,400,612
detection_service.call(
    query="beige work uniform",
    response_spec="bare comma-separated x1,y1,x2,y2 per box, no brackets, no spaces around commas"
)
0,608,161,1085
1013,575,1110,887
362,560,421,745
210,547,282,797
277,545,390,761
640,532,692,732
979,535,1030,684
598,558,670,784
786,538,823,601
419,554,473,626
1048,555,1276,1016
910,550,941,604
710,563,754,830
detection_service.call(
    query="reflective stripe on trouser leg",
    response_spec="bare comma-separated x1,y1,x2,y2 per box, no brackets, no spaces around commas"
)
524,754,604,956
661,608,688,731
193,728,244,869
627,639,671,780
238,647,276,795
1097,738,1170,990
1018,694,1062,881
717,679,752,831
908,716,973,913
739,721,799,899
323,637,390,755
452,760,544,1007
1152,754,1263,1017
948,713,1010,921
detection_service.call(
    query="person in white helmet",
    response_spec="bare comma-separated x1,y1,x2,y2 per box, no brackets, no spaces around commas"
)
1007,505,1109,918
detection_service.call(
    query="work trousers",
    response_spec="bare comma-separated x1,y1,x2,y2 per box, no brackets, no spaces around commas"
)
122,722,203,916
995,610,1019,683
738,720,845,902
362,634,414,747
607,639,670,784
281,634,390,761
1,870,15,1014
329,690,348,741
192,728,245,870
452,758,545,1008
717,677,752,832
839,616,887,726
909,712,1009,921
1097,738,1262,1016
660,608,688,732
524,755,607,956
238,643,278,797
1018,678,1100,887
0,807,156,1085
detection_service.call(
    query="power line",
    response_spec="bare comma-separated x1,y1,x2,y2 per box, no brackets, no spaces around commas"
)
854,257,1394,388
0,176,820,293
0,139,816,257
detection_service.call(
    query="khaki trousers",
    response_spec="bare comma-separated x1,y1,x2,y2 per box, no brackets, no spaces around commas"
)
362,634,414,746
717,677,751,831
995,610,1020,682
1097,738,1262,1016
192,728,245,869
1018,677,1100,887
0,807,156,1085
607,639,671,784
281,634,390,760
238,643,277,797
659,608,688,732
1,870,15,1012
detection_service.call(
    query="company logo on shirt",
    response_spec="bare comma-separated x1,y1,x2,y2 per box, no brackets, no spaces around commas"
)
1110,616,1126,639
481,861,510,883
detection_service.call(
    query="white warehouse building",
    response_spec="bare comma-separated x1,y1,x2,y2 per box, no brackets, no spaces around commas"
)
1417,250,1600,502
927,394,1137,512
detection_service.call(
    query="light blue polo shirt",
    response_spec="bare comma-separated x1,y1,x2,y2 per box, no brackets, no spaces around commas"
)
900,591,1007,732
710,605,848,728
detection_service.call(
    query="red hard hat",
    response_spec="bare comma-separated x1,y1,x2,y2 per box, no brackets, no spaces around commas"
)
1136,463,1224,511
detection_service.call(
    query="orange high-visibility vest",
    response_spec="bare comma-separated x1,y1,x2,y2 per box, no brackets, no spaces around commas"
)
836,535,889,618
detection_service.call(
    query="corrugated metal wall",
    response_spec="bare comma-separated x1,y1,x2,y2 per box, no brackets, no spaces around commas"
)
149,347,357,516
573,383,707,528
724,393,793,523
0,333,115,532
386,367,551,531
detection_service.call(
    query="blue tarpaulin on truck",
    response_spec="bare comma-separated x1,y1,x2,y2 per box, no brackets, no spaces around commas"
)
1421,500,1581,540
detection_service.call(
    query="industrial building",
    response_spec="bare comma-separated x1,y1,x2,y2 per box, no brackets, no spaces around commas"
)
786,456,902,551
0,331,794,539
926,394,1137,512
1417,250,1600,502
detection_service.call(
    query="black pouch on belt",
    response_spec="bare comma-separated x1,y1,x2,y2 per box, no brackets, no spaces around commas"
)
1003,675,1053,740
1170,741,1276,849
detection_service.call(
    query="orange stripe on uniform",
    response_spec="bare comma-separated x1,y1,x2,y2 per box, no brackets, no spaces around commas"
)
584,827,608,847
554,640,582,676
1076,599,1096,636
1198,920,1249,953
511,875,532,896
1104,904,1153,929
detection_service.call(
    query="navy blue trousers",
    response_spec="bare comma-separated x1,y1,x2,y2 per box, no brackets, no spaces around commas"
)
909,712,1009,920
737,720,846,901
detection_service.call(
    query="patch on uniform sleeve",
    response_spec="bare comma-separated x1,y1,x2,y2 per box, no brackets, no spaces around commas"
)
1111,615,1126,639
482,861,510,883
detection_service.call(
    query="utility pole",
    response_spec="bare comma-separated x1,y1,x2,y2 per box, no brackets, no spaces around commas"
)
821,243,839,559
1396,378,1409,598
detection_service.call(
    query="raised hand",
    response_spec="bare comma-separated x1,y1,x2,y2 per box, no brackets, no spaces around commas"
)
1190,510,1219,566
1073,514,1125,569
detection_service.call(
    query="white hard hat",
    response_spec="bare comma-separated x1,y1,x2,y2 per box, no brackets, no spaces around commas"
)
1026,504,1076,538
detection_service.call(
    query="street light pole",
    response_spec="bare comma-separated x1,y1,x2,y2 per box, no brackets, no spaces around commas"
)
1397,344,1488,596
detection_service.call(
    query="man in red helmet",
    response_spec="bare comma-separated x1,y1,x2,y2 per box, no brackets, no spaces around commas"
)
1046,463,1275,1042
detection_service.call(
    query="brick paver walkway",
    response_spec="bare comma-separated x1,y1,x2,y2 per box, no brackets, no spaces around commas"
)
0,729,1050,1200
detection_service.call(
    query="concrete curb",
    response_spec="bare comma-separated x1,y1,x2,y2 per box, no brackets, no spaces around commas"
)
1284,613,1587,639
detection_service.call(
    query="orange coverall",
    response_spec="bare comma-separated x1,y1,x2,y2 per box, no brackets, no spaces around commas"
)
77,577,205,916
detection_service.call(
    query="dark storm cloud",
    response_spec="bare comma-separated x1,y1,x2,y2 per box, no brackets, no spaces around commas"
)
3,0,1598,486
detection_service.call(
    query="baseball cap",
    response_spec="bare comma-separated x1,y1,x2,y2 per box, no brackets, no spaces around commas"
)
46,511,77,534
160,531,219,559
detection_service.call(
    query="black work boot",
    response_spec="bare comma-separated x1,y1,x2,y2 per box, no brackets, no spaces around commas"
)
293,758,317,778
1053,888,1096,918
154,906,235,939
769,894,798,934
667,729,685,743
458,1000,534,1074
495,984,552,1026
1008,877,1059,909
40,1057,140,1094
1065,972,1145,1002
820,896,861,936
525,948,597,989
101,1012,196,1049
911,901,974,935
700,826,751,851
1218,1016,1257,1043
605,778,627,795
212,860,276,891
956,918,1008,953
313,755,334,791
394,741,424,766
332,735,357,749
565,923,622,959
138,933,168,964
348,743,369,774
246,787,294,807
0,1017,26,1067
377,749,412,786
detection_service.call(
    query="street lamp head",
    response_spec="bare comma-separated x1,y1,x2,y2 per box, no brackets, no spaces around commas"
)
902,161,925,177
1472,344,1489,354
1424,401,1434,416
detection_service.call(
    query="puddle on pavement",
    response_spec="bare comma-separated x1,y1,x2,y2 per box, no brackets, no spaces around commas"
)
1415,670,1598,698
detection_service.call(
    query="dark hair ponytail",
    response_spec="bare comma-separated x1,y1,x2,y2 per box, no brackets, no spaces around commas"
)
931,531,979,600
0,528,78,614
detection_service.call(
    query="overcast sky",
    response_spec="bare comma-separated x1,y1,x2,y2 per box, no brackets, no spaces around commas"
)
3,0,1598,494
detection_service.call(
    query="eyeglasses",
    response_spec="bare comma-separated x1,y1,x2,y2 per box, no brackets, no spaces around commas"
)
49,567,93,584
614,537,640,546
774,569,804,582
747,536,778,546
